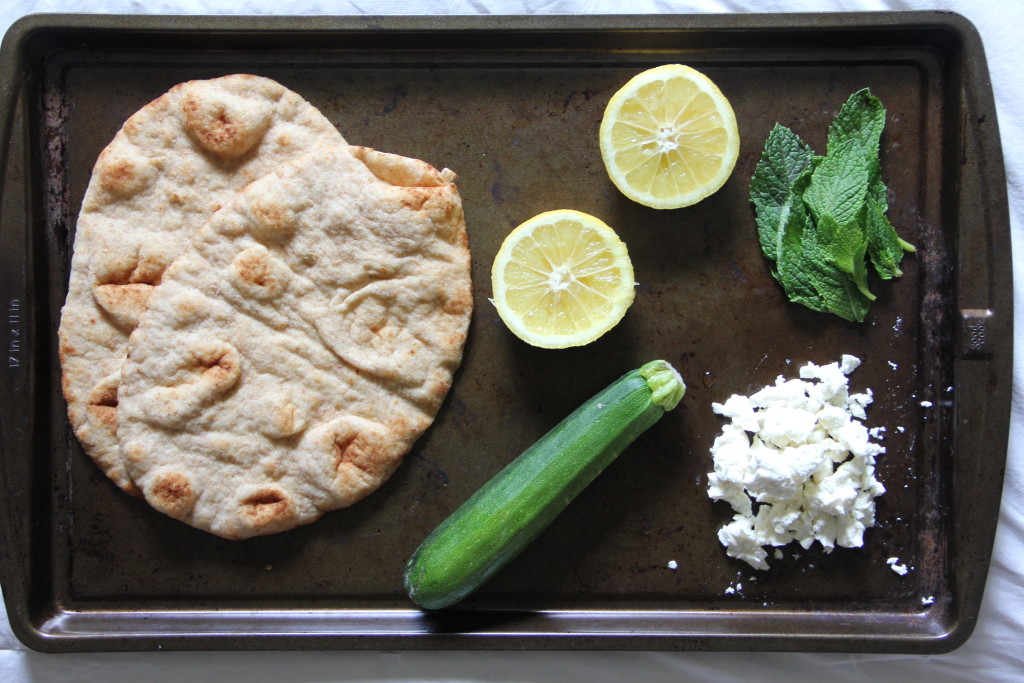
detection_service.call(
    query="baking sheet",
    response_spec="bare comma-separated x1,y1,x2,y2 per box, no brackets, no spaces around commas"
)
0,12,1011,653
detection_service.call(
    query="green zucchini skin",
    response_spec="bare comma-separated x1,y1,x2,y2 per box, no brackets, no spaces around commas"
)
403,361,684,610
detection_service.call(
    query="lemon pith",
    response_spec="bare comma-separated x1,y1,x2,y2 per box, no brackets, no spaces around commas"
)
491,210,635,349
600,64,740,209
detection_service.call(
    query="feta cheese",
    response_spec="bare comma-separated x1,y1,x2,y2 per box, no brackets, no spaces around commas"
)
759,405,819,447
667,560,678,570
712,394,759,432
707,356,887,570
886,556,909,576
717,515,770,570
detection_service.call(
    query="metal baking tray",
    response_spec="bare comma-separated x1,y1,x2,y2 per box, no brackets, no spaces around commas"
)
0,12,1011,653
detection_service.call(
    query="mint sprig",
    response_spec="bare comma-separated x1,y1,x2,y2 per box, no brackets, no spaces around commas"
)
750,88,915,322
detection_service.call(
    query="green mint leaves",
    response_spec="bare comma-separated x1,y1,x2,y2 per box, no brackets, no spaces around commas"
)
750,89,915,322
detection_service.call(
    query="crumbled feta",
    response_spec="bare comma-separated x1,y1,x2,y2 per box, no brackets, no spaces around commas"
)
707,356,886,570
667,560,678,570
920,400,933,408
887,557,909,576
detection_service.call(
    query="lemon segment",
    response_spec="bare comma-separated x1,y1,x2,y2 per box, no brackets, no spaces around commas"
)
491,210,635,349
600,64,740,209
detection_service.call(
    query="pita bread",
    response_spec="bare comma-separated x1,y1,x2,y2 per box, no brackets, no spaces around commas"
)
117,145,472,539
58,75,345,492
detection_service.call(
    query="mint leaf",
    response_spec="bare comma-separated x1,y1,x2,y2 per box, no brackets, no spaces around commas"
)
864,194,908,279
827,88,886,159
752,124,815,202
776,177,827,311
773,173,870,322
815,213,874,301
802,137,875,302
801,226,872,323
864,160,916,279
830,89,916,278
750,124,815,267
804,137,871,227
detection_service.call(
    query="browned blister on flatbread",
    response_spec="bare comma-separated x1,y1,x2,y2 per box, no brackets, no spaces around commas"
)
117,145,472,539
58,75,346,492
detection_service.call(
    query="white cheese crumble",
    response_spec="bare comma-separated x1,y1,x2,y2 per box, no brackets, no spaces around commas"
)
667,560,678,570
887,557,909,576
707,355,886,570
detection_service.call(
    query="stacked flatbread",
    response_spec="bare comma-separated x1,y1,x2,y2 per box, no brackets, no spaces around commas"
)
58,75,472,539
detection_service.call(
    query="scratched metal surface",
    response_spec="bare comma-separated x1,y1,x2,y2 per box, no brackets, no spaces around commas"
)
0,13,1011,652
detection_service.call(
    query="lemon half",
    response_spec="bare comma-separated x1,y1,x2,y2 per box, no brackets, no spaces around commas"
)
599,64,740,209
491,210,635,349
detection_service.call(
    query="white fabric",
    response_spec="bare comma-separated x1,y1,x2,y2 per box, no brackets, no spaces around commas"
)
1,0,1021,680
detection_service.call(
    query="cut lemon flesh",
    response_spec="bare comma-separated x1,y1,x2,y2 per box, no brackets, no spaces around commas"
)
491,210,635,349
600,64,740,209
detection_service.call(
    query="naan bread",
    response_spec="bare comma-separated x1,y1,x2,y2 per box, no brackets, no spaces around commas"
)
117,145,472,539
58,75,346,492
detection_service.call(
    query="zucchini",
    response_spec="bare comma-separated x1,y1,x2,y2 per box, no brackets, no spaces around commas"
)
403,359,685,610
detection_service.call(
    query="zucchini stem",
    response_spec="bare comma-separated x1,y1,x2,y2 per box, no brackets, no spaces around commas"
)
639,360,686,411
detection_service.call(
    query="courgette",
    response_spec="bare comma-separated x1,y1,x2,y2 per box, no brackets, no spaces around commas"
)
403,359,685,610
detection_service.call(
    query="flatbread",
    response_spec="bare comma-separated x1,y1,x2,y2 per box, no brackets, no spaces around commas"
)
58,75,346,492
117,145,472,539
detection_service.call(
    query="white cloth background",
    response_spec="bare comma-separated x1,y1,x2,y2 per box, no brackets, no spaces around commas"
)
1,0,1020,681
